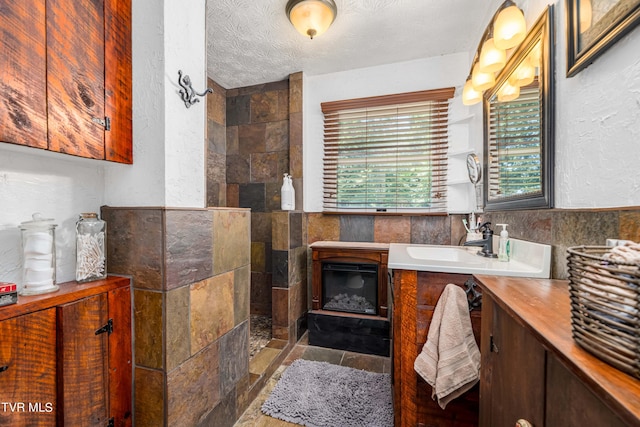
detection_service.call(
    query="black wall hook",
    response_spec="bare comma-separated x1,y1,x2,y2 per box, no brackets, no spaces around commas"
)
178,70,213,108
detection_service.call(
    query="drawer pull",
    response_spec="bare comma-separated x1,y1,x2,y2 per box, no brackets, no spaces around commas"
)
490,335,499,353
0,365,8,373
516,419,533,427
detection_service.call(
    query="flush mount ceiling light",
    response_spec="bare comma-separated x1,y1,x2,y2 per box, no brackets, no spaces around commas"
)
286,0,337,39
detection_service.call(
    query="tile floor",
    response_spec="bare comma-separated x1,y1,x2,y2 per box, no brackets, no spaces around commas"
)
235,333,391,426
250,314,273,358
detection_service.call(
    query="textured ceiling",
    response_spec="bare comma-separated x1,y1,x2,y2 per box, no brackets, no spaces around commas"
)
206,0,505,90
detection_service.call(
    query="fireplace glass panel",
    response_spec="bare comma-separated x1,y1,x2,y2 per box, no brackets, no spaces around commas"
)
322,262,378,315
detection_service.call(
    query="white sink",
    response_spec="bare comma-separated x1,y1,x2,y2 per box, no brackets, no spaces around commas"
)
406,246,484,265
388,238,551,278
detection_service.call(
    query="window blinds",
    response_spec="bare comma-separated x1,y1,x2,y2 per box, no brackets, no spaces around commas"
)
321,88,454,213
487,85,542,200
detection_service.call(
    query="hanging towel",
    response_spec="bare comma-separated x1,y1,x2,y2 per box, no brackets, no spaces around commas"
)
414,283,481,409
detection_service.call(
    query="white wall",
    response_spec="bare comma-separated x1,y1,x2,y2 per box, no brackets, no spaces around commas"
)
104,0,207,208
162,0,207,208
0,0,207,287
524,0,640,208
0,146,105,286
303,0,640,212
303,52,476,212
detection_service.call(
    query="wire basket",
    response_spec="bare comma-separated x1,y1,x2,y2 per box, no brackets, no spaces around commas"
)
566,245,640,379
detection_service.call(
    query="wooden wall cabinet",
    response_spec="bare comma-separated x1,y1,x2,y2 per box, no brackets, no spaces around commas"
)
0,277,132,427
477,275,639,427
0,0,132,163
392,269,481,427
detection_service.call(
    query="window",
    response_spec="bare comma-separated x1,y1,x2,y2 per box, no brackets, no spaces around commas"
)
487,84,542,200
321,88,454,213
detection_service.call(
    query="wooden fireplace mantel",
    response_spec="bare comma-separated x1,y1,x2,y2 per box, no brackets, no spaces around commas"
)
310,241,389,318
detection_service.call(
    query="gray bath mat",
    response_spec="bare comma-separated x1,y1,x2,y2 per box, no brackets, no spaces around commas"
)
261,359,393,427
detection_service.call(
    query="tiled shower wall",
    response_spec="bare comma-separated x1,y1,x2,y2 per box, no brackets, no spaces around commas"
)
224,73,305,339
306,208,640,279
225,79,290,316
272,211,308,342
102,207,251,427
207,79,228,207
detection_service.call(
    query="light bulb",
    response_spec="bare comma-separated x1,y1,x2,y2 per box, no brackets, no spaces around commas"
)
471,63,495,92
462,79,482,105
497,79,520,102
528,41,542,69
493,5,526,50
513,61,535,86
479,38,507,73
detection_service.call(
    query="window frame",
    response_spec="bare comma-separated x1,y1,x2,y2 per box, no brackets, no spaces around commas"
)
320,88,455,214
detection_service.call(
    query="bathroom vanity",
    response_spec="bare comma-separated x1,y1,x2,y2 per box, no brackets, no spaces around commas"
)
391,269,481,427
476,274,640,427
388,240,552,427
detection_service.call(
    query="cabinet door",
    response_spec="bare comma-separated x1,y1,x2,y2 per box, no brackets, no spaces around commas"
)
46,0,105,159
0,0,48,148
57,293,109,426
0,309,57,426
480,296,545,427
107,285,133,426
545,356,625,427
104,0,133,164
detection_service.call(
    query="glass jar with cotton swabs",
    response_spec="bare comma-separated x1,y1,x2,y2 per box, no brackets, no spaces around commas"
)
75,213,107,283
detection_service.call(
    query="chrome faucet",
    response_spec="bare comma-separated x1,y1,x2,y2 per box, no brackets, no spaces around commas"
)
463,222,497,258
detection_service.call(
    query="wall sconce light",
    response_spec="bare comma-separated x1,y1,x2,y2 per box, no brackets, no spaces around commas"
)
286,0,337,39
462,80,483,105
493,2,527,49
479,37,506,73
462,0,526,106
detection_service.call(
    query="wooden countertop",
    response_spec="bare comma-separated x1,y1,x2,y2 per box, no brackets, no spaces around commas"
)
475,274,640,426
0,275,131,321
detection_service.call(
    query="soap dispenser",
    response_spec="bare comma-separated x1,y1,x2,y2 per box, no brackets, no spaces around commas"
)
497,224,510,262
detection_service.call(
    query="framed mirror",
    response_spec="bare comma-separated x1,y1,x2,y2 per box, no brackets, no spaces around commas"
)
483,6,555,211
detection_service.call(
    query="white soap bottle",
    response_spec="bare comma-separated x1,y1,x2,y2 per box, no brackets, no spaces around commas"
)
288,175,295,210
497,223,510,262
281,174,293,210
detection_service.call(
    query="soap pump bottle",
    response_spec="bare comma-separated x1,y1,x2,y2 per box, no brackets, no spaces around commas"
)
497,223,510,262
281,174,294,211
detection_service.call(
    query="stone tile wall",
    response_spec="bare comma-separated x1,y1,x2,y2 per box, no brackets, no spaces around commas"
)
482,208,640,279
102,207,251,427
226,79,289,316
307,208,640,280
226,73,304,321
306,213,466,247
207,79,228,207
272,211,308,342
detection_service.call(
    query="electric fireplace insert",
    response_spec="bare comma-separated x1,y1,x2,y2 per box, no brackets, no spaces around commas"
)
321,262,378,315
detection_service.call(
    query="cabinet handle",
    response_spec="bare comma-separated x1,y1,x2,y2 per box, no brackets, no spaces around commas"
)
0,365,8,373
490,335,499,353
516,419,533,427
